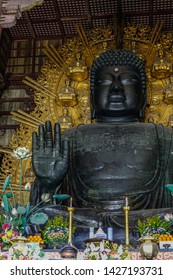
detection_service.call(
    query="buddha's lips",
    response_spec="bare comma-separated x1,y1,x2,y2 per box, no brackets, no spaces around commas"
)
108,94,125,102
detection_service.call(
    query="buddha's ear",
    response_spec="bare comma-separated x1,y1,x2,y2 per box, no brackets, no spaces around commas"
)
139,97,147,120
90,102,96,119
90,91,96,119
91,109,96,119
139,108,144,119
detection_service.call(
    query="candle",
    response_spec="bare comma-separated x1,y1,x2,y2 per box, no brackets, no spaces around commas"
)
107,227,113,241
125,196,128,206
70,197,73,207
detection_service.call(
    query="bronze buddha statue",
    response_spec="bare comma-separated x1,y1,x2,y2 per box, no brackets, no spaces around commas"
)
30,50,173,228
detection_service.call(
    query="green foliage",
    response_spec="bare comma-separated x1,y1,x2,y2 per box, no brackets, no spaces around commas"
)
5,193,14,198
1,174,71,237
17,206,26,215
165,184,173,193
42,215,75,246
0,214,4,227
3,176,10,190
30,213,48,225
1,176,49,234
2,194,9,213
25,202,30,216
45,215,69,228
136,214,172,237
53,194,70,201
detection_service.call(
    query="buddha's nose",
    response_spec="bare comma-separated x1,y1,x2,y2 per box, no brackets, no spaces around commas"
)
110,79,124,93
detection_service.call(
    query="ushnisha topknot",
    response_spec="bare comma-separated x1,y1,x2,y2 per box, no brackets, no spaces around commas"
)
90,49,146,99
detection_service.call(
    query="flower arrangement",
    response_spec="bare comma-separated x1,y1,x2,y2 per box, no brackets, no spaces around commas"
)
0,223,19,248
77,240,132,260
136,214,173,240
42,215,75,247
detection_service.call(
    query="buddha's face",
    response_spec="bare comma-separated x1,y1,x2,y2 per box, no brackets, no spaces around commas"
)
93,65,144,120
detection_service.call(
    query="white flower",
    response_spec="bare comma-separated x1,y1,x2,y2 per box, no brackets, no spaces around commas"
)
41,193,51,202
77,252,85,260
33,247,40,259
1,201,4,208
22,246,29,257
12,147,32,160
89,242,96,253
11,208,18,216
117,244,123,255
8,248,13,260
24,182,31,191
100,252,108,260
100,241,104,251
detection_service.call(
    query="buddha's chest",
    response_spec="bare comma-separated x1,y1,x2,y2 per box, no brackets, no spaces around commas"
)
73,126,158,176
71,124,159,195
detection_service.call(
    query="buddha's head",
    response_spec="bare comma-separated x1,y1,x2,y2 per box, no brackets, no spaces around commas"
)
90,50,146,122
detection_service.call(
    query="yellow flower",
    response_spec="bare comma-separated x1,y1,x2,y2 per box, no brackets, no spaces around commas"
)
7,230,12,237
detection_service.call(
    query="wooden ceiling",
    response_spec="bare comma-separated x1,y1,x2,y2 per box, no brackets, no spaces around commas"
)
7,0,173,41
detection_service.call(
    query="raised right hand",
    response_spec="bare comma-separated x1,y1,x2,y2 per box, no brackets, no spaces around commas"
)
32,121,70,191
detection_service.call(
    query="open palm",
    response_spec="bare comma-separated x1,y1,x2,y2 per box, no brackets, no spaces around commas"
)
32,121,70,191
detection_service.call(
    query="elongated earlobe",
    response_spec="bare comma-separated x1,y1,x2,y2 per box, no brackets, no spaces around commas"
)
139,109,144,119
91,109,96,119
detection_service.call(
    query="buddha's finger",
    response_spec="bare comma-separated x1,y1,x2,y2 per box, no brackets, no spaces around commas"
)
54,122,61,152
38,124,45,150
32,132,38,153
45,120,53,148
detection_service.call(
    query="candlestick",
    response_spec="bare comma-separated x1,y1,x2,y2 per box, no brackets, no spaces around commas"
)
123,197,130,247
60,197,78,258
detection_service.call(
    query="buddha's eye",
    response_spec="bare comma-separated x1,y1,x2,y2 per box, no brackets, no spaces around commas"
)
121,78,138,85
96,79,112,85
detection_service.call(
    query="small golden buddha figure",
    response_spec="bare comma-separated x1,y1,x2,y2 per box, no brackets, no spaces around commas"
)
124,23,137,39
80,95,90,108
68,53,88,82
58,108,73,131
23,165,35,185
102,41,108,51
151,46,172,79
79,95,91,124
93,41,109,59
145,104,160,123
56,79,78,107
129,41,145,62
163,77,173,104
82,108,91,124
168,114,173,127
145,81,173,126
